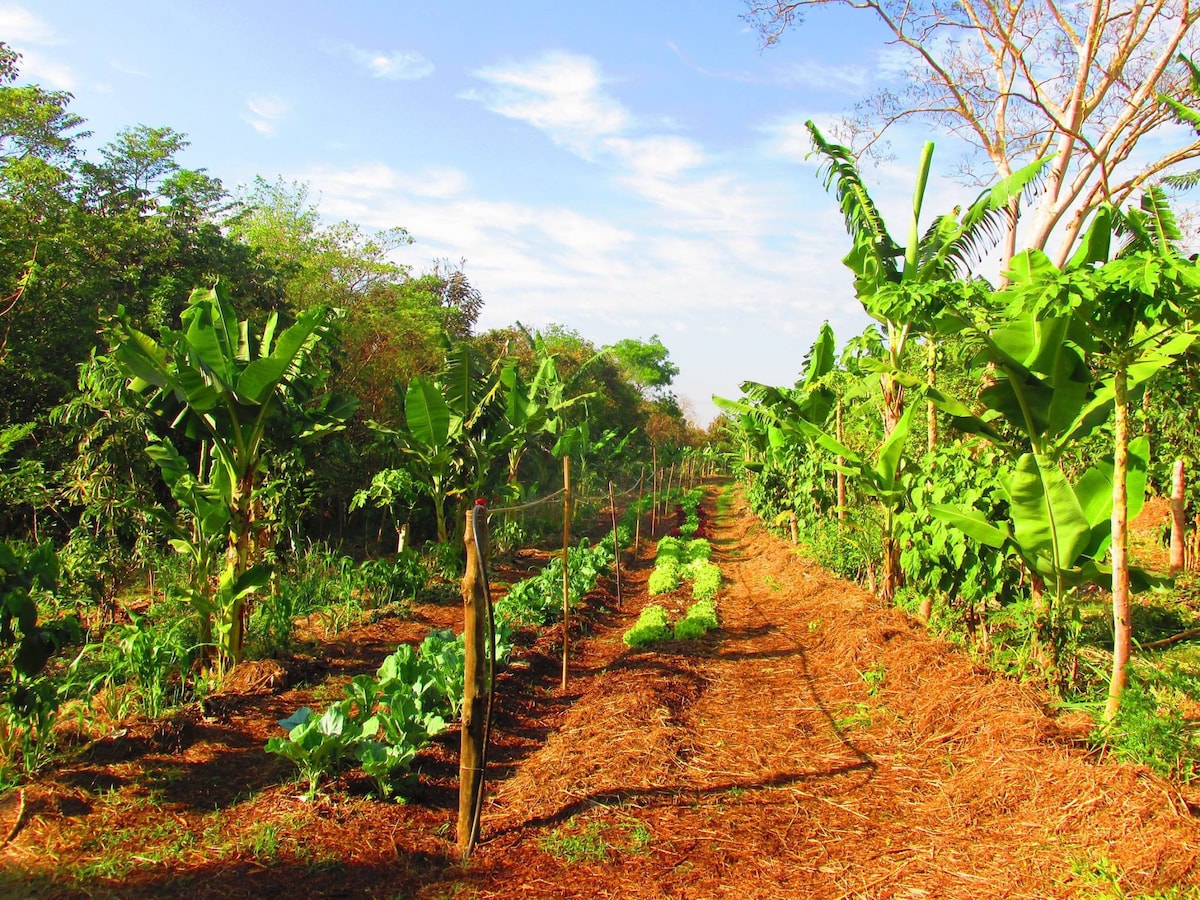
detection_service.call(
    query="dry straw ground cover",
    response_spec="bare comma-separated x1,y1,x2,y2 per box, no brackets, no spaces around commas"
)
2,482,1197,899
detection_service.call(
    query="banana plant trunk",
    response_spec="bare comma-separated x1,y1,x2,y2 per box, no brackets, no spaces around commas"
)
836,398,846,523
1170,459,1186,577
1105,370,1132,723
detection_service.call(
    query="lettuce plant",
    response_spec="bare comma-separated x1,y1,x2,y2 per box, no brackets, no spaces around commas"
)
623,605,671,648
673,599,718,640
647,559,683,595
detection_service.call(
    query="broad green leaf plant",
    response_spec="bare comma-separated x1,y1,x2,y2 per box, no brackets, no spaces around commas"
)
113,283,354,669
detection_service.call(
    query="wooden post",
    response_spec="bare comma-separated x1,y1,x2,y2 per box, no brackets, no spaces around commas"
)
1171,459,1186,577
635,466,645,551
457,505,489,860
650,447,658,537
663,463,675,521
561,455,572,691
609,481,623,608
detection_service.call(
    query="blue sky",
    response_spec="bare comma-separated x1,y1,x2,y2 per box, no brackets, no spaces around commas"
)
5,0,959,425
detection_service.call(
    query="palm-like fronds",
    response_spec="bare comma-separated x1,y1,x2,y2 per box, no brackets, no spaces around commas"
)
806,121,902,278
938,155,1052,278
1114,185,1182,256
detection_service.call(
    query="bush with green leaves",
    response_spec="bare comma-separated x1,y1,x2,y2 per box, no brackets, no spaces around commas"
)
91,612,193,719
623,605,671,648
356,549,428,607
0,541,81,778
673,599,718,640
266,702,377,800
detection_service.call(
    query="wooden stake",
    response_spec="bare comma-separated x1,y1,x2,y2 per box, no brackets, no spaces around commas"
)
650,447,658,537
561,455,572,691
1171,459,1186,577
457,506,489,860
635,466,644,551
609,481,622,608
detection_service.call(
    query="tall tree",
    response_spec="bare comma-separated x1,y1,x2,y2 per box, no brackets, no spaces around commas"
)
748,0,1200,264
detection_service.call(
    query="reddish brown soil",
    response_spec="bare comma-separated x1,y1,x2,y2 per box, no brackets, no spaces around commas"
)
3,482,1199,899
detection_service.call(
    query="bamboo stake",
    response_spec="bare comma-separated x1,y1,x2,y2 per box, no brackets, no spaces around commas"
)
635,466,644,550
457,506,489,859
609,481,622,608
561,455,572,691
1170,459,1186,577
650,447,658,537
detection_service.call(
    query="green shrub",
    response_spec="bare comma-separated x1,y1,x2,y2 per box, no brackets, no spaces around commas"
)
673,599,718,640
623,605,671,648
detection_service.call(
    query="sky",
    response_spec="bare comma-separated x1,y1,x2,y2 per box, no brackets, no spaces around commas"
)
5,1,1011,425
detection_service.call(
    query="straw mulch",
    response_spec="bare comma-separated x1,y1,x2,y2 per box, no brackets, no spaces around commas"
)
4,483,1197,899
436,486,1200,900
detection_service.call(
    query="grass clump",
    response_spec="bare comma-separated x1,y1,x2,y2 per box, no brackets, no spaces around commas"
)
623,605,671,648
673,599,718,640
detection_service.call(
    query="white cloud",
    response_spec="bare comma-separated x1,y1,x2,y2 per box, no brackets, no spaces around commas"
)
605,135,705,179
772,60,869,93
469,51,628,157
0,4,57,43
108,59,150,78
243,95,289,136
330,43,434,80
14,48,75,90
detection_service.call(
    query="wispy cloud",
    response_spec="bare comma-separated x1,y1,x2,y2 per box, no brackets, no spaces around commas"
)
0,4,76,88
243,95,289,136
109,58,150,78
468,51,628,157
15,49,75,90
328,42,434,80
771,60,869,93
0,4,58,43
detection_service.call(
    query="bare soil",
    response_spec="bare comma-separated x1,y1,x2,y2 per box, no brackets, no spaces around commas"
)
3,481,1199,899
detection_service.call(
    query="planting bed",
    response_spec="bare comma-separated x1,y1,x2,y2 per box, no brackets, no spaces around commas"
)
3,482,1199,899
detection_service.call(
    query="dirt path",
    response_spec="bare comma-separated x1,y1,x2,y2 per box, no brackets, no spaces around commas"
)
438,483,1200,899
4,481,1199,899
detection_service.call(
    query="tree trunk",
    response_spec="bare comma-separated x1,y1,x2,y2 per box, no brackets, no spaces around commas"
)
1105,370,1132,723
1170,459,1186,577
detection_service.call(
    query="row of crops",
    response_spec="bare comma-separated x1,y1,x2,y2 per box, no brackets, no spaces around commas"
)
266,535,617,800
624,489,722,648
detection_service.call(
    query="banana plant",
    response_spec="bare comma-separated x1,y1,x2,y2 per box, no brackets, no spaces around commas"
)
806,121,1050,436
113,283,354,668
995,193,1200,717
906,303,1179,672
